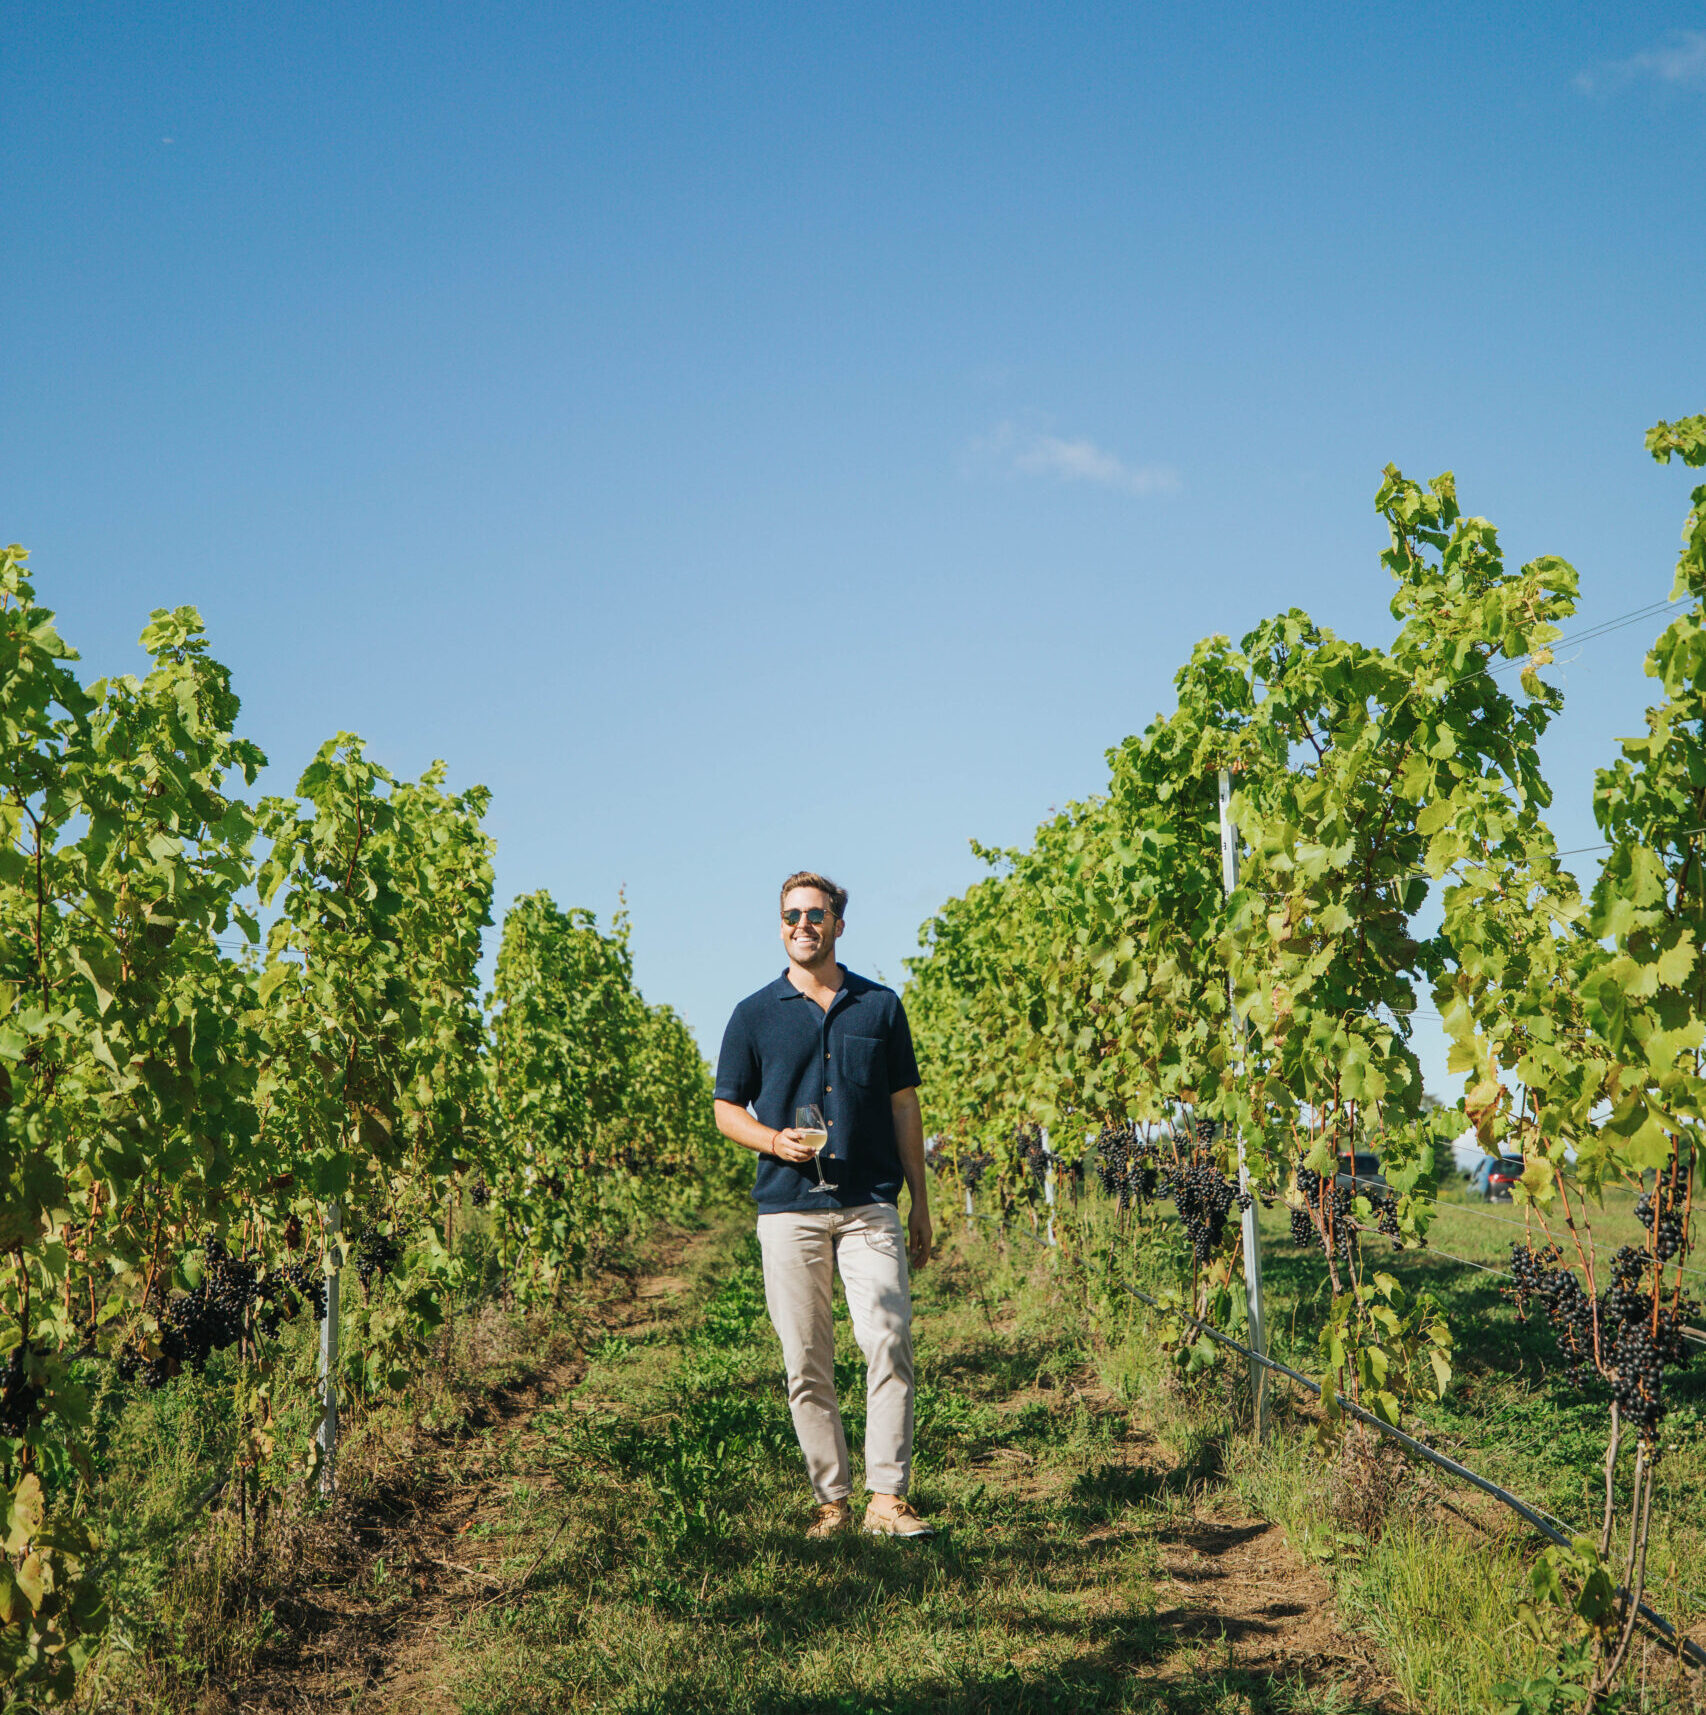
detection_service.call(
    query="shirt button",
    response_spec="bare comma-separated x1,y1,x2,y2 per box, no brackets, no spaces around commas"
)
825,1086,832,1093
828,1119,834,1126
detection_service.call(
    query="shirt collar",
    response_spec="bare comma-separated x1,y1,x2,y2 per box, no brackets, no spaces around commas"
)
772,965,855,1004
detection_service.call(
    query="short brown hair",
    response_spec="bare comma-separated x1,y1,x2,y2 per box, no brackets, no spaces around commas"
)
780,871,848,919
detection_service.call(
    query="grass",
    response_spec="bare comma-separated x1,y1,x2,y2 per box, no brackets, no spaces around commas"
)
429,1219,1388,1715
65,1172,1705,1713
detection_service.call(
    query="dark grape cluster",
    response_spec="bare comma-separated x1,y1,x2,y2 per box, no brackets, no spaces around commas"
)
469,1177,491,1209
1516,1243,1599,1386
1602,1245,1650,1329
1368,1187,1405,1246
355,1230,401,1293
959,1151,992,1191
1609,1319,1662,1435
1293,1162,1357,1261
118,1243,326,1390
169,1243,258,1363
1095,1122,1159,1212
1189,1115,1256,1212
1507,1239,1699,1439
1133,1153,1160,1205
1634,1189,1685,1262
1506,1235,1555,1313
259,1262,326,1334
1096,1128,1122,1197
1161,1152,1239,1266
1018,1125,1050,1194
1603,1244,1698,1442
0,1345,44,1437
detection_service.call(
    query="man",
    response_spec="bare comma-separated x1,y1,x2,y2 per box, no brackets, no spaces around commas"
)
713,871,935,1540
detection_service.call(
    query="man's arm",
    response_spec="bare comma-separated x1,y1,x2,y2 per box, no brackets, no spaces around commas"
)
891,1086,932,1269
714,1099,819,1164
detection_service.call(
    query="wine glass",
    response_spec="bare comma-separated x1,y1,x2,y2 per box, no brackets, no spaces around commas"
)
795,1104,829,1187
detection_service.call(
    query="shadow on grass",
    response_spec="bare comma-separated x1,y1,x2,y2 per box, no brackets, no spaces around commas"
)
489,1546,1389,1715
589,1646,1391,1715
622,1672,1388,1715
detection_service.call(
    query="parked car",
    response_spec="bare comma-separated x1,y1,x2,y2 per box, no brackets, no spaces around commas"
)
1334,1152,1384,1191
1484,1157,1525,1201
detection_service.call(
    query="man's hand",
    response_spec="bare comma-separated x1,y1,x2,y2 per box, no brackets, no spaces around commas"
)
890,1085,931,1269
714,1100,821,1164
907,1201,933,1270
768,1127,819,1165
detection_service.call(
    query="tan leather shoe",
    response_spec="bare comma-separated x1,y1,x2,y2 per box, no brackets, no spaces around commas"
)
806,1500,852,1539
863,1496,936,1538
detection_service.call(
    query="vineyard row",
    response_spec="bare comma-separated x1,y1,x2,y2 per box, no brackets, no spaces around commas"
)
0,544,732,1698
903,415,1706,1703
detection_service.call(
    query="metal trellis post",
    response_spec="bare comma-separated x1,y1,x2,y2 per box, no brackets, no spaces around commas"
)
1042,1126,1056,1246
317,1198,341,1493
1218,768,1269,1437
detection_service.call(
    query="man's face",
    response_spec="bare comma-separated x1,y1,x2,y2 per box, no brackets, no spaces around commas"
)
780,887,843,969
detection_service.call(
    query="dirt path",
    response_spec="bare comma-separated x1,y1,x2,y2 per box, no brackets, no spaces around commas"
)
1152,1515,1389,1696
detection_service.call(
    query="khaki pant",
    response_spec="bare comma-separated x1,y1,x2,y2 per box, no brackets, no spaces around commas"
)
756,1201,915,1502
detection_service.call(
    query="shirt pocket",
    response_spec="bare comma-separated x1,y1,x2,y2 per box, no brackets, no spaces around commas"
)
840,1034,885,1089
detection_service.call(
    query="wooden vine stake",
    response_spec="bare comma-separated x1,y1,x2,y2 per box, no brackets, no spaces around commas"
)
1219,768,1268,1437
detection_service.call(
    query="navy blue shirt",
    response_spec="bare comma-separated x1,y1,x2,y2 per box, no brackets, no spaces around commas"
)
714,968,922,1214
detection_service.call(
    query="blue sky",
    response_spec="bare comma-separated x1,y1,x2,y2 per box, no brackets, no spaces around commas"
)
3,3,1705,1099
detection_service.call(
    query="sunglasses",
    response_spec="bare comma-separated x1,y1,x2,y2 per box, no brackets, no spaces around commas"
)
782,907,834,926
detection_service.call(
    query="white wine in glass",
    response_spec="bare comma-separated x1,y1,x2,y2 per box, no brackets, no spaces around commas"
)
795,1104,828,1187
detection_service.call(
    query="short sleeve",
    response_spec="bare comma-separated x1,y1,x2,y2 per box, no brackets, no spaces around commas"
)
886,998,922,1093
713,1004,760,1106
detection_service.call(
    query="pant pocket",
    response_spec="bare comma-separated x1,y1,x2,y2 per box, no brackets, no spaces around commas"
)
855,1210,903,1260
